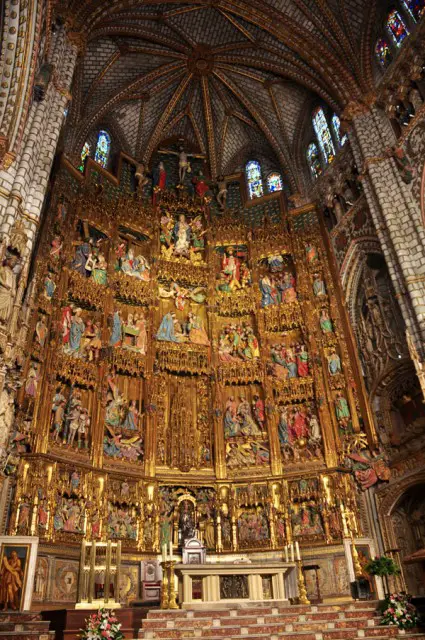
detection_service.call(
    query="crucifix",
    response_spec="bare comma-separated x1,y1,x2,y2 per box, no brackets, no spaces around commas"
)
158,143,205,184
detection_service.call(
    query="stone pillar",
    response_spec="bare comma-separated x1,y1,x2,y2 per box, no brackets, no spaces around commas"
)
0,27,78,492
0,27,78,250
350,106,425,357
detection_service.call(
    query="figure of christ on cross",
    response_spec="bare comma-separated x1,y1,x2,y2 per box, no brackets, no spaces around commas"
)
158,144,206,184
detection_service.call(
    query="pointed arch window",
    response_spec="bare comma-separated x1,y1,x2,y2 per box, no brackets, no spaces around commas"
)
94,130,111,168
386,9,410,46
312,107,335,165
79,142,91,172
246,160,264,199
267,172,283,193
402,0,425,21
307,143,322,180
375,38,393,67
331,114,348,147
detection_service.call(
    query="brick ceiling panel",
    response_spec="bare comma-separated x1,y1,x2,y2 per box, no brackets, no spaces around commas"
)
82,38,119,95
271,82,310,145
112,100,142,156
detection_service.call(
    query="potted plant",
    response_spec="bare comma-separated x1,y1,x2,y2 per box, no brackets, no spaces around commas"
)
364,556,400,596
80,609,124,640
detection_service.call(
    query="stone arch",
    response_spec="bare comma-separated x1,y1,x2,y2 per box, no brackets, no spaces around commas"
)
376,472,425,594
341,237,383,324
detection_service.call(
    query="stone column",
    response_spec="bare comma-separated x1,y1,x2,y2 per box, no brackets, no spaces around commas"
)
0,27,78,506
350,106,425,357
0,27,78,249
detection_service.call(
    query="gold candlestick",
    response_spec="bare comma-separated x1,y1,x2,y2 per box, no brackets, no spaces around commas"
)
167,561,179,609
160,561,169,609
351,538,363,579
297,560,310,605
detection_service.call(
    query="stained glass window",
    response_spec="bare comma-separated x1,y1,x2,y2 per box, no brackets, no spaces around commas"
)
375,38,393,67
94,130,111,168
402,0,425,21
79,142,90,172
246,160,264,199
386,10,409,47
307,143,322,180
267,172,283,193
332,114,348,147
312,107,335,165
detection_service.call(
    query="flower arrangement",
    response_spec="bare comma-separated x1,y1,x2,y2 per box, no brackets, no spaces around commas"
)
380,593,420,630
80,609,124,640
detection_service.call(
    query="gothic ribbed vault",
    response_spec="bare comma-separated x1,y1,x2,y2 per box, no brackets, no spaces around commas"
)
61,0,381,188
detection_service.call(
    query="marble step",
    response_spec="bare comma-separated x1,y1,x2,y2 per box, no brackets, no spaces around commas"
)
0,622,51,632
143,613,383,630
139,626,422,640
139,632,425,640
142,615,383,633
146,604,379,621
0,633,54,640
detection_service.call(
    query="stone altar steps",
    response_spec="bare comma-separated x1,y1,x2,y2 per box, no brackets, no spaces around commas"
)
138,601,425,640
0,612,54,640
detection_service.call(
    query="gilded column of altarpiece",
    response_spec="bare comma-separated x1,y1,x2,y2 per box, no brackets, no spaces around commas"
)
9,173,372,557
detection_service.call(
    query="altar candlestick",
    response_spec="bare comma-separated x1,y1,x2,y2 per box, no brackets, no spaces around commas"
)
162,544,167,563
295,541,300,561
169,541,173,559
284,546,289,563
290,543,294,562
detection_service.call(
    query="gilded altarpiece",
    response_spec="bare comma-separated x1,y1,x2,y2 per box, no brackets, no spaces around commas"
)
9,167,374,572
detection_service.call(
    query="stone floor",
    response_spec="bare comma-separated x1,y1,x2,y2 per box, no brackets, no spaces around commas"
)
138,601,425,640
0,611,54,640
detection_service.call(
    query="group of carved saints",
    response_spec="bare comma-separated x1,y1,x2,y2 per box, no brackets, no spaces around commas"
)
7,157,368,550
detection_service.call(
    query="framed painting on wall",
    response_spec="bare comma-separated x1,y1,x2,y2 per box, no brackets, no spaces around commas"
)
0,536,38,611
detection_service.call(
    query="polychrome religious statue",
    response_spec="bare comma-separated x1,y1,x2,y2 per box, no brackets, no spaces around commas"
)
135,161,149,196
305,243,319,264
156,312,183,343
216,176,228,210
269,342,309,379
224,396,262,438
153,161,167,204
218,323,260,362
226,439,270,469
327,349,342,375
107,503,138,540
277,403,322,461
238,508,269,546
160,213,206,263
104,427,144,462
192,170,210,200
115,245,150,281
120,312,148,354
334,393,351,431
43,273,56,300
35,315,48,348
260,270,297,307
0,254,18,325
320,308,333,333
158,282,206,310
292,505,324,537
187,312,210,346
346,449,391,490
218,247,251,293
313,273,327,297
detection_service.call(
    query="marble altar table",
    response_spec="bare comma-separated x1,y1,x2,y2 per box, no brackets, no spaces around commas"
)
175,561,298,608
